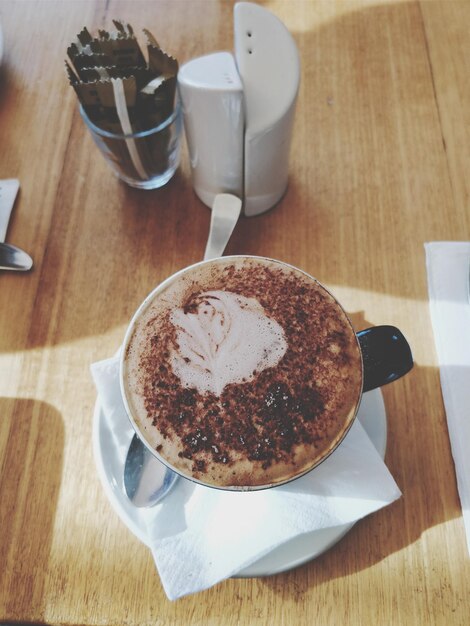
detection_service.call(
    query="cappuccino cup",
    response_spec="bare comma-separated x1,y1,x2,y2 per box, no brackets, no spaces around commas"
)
120,256,413,491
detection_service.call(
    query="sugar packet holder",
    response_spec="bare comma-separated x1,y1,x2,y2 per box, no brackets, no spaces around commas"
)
66,22,178,185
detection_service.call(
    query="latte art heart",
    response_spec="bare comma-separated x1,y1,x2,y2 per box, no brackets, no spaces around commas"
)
170,290,287,395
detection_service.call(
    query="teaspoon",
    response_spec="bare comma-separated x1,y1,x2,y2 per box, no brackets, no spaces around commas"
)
123,193,242,507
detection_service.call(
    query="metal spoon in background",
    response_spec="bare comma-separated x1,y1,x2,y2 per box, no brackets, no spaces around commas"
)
0,178,33,271
123,193,242,507
0,241,33,271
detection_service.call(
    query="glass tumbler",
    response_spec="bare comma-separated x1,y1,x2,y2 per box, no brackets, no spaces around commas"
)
80,101,182,190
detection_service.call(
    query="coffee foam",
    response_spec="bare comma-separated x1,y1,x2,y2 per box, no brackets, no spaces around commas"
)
122,257,363,489
169,290,287,396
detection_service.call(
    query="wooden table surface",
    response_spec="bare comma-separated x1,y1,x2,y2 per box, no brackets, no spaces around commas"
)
1,0,470,623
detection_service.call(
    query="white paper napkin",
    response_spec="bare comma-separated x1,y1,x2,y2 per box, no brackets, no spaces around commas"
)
425,241,470,555
91,356,401,600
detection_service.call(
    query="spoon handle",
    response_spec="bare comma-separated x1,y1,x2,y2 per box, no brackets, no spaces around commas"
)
203,194,242,261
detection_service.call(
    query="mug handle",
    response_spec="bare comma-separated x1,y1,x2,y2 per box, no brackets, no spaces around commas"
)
357,325,413,392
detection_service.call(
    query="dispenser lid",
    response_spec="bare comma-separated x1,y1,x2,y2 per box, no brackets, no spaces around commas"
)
234,2,300,134
178,51,243,92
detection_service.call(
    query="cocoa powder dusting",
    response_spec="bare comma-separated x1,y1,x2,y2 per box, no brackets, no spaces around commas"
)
131,261,362,483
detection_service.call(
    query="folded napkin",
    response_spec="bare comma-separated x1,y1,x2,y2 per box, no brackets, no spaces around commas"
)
91,355,401,600
425,242,470,555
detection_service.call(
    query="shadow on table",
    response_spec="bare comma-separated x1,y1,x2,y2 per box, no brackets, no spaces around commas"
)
0,398,64,623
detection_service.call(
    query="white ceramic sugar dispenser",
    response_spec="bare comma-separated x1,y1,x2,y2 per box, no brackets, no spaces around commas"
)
177,52,245,208
178,2,300,217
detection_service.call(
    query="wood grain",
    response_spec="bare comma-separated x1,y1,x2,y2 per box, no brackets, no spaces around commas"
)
0,0,469,624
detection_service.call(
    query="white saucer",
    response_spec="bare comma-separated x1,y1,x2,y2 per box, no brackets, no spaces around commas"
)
92,389,386,577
